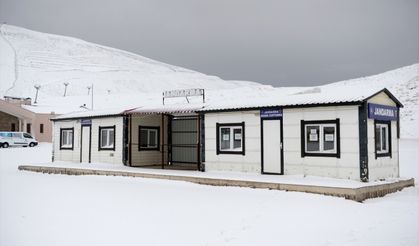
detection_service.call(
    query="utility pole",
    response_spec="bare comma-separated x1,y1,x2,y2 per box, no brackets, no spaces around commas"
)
87,86,91,95
91,84,94,110
63,82,69,97
34,84,41,104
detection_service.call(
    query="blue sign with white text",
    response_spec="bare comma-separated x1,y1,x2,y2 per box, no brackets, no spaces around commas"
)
260,108,283,119
81,119,92,126
368,103,398,121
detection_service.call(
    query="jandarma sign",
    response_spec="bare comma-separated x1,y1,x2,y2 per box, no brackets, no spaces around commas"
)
368,103,398,121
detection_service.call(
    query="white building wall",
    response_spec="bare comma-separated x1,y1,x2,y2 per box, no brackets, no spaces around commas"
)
204,111,261,172
204,106,361,180
283,106,360,180
53,120,80,163
53,117,124,165
366,92,399,181
90,117,124,164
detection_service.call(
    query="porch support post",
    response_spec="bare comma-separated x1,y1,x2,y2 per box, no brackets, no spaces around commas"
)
129,114,132,166
197,114,201,171
161,114,165,169
359,102,369,182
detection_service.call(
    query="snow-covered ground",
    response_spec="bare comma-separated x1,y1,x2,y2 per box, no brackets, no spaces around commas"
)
0,141,418,246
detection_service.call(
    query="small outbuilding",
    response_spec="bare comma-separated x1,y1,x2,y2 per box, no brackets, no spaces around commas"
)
0,97,58,142
51,88,402,182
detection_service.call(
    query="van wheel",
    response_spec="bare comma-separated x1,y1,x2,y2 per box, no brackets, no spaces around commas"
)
3,143,9,148
29,143,35,147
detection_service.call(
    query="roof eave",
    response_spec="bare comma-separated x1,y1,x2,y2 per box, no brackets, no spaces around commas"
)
199,101,362,113
362,88,404,107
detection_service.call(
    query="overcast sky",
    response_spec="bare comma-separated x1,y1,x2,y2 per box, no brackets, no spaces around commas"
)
0,0,418,87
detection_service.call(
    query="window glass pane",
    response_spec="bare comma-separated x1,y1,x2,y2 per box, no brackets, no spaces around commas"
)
306,125,320,151
220,128,230,150
23,133,33,138
109,129,114,147
323,126,335,151
381,127,387,151
375,125,382,151
62,131,67,145
140,129,148,147
233,128,242,149
149,130,157,147
68,131,73,146
62,130,73,147
101,130,108,147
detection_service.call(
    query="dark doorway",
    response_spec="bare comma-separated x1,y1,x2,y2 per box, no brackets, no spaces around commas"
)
170,116,199,168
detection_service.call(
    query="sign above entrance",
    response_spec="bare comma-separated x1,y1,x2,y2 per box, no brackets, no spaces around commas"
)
260,108,283,119
80,119,92,126
162,88,205,105
368,103,398,121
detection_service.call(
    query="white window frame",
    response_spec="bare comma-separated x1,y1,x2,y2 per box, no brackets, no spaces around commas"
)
99,126,115,150
60,128,73,149
217,123,244,154
375,123,389,154
139,126,159,150
304,123,337,154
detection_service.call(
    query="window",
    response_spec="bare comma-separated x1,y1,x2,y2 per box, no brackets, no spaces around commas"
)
11,123,16,131
301,119,340,158
60,128,74,150
375,120,391,158
0,132,12,137
26,123,31,133
40,124,44,133
139,126,160,151
23,133,33,139
99,126,115,150
216,122,245,155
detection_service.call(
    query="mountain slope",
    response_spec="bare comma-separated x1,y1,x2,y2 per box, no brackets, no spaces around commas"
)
319,64,419,138
0,24,263,98
0,25,417,138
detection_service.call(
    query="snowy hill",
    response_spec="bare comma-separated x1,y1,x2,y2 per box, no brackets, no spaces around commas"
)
0,24,263,99
0,24,417,138
319,64,419,138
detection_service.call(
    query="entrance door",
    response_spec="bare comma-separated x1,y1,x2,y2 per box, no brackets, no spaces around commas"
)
262,119,283,174
170,117,199,166
80,126,91,163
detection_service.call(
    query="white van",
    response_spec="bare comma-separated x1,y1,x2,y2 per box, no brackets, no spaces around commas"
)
0,132,38,148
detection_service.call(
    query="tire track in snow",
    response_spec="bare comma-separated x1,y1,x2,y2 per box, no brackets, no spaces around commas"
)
0,24,19,96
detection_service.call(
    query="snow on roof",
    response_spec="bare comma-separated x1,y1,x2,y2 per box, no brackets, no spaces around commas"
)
22,104,83,115
52,108,126,120
53,87,399,120
126,104,204,115
200,86,394,111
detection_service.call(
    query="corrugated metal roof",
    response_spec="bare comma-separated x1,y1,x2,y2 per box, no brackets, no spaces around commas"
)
52,108,125,120
52,87,399,120
199,87,387,111
125,104,204,115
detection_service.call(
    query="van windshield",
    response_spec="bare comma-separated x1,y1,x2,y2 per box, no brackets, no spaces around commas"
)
23,133,33,139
